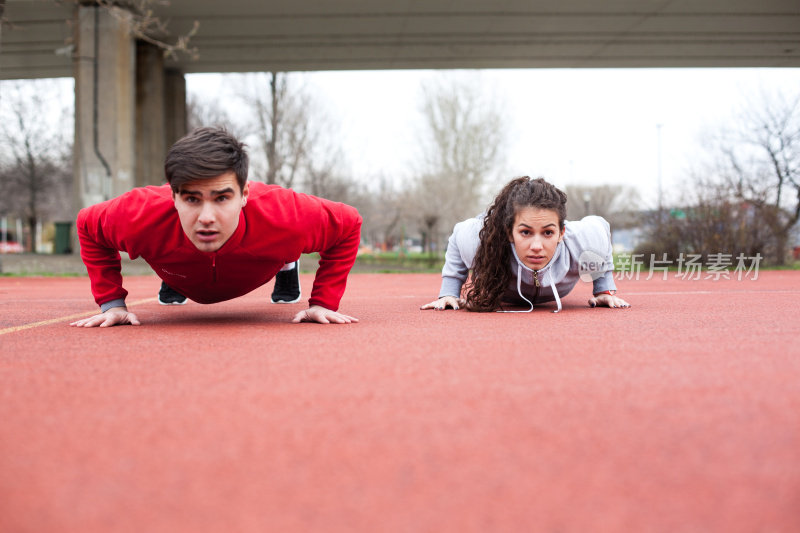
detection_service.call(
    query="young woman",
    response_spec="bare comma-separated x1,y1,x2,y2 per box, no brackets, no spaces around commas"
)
421,176,630,313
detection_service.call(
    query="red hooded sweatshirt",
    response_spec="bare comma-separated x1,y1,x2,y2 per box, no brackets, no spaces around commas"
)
76,182,362,311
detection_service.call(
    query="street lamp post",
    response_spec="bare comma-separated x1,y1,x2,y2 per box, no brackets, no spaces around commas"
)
657,124,663,217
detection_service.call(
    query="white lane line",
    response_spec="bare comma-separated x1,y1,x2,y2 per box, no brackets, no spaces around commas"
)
0,298,157,336
625,290,800,295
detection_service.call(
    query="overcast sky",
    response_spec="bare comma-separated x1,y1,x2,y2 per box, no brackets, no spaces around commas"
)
187,67,800,208
3,68,796,209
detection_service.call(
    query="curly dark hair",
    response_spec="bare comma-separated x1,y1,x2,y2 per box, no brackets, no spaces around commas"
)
464,176,567,312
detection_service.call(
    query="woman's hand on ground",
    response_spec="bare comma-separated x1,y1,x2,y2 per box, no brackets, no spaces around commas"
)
589,294,631,309
420,296,465,311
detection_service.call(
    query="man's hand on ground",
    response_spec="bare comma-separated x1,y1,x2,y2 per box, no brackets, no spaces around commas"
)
70,307,141,328
292,305,358,324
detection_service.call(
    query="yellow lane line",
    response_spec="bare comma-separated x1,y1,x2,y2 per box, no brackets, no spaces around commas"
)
0,297,158,336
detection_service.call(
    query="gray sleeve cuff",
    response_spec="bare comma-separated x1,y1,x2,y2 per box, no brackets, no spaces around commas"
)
592,271,617,294
100,298,127,312
439,276,464,298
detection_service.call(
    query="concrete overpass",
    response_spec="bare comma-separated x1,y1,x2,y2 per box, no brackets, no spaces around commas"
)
4,0,800,77
2,0,800,212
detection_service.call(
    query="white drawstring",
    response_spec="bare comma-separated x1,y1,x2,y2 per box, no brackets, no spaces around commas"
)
548,270,562,313
497,263,534,313
501,243,563,313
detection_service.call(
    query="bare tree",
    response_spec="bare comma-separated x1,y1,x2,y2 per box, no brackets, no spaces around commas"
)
186,92,238,133
409,172,457,254
63,0,199,61
0,79,73,251
4,1,199,64
636,90,800,265
189,72,352,202
564,183,642,235
410,75,507,252
420,75,506,213
635,169,776,264
710,90,800,264
305,162,354,203
238,72,315,188
339,174,403,252
301,114,353,202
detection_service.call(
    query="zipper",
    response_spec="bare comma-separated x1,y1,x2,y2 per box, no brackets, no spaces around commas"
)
211,254,217,283
533,270,540,301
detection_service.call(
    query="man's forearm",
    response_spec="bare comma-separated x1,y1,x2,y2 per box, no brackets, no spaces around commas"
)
77,209,128,306
308,217,361,311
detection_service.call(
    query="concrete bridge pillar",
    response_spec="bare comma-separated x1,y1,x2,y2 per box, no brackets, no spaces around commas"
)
73,4,136,210
73,5,188,213
135,54,188,188
135,41,166,187
164,69,188,149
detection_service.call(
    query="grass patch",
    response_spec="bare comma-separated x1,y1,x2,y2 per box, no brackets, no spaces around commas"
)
760,262,800,270
355,252,444,273
296,252,445,274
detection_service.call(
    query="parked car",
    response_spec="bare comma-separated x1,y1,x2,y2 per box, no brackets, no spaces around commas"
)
0,230,24,253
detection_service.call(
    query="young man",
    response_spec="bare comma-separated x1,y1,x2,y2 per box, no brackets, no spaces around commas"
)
70,127,361,327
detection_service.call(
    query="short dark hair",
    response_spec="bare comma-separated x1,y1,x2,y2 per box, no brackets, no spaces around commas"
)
164,127,249,192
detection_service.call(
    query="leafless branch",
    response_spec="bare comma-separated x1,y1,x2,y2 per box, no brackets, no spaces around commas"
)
65,0,200,60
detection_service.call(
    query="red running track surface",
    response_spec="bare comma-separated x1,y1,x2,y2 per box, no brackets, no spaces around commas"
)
1,272,799,532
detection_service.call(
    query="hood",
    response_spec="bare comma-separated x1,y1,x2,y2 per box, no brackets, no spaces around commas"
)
502,241,564,313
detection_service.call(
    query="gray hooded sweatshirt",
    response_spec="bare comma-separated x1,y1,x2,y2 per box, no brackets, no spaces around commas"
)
438,215,617,312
